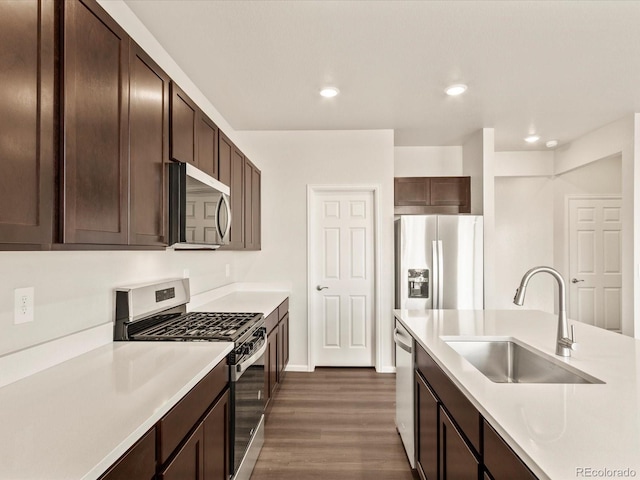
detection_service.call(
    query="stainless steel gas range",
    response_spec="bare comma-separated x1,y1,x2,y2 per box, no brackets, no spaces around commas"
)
114,278,265,480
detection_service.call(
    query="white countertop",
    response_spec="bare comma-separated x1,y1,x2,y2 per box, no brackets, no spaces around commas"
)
394,309,640,480
0,341,232,480
192,291,289,317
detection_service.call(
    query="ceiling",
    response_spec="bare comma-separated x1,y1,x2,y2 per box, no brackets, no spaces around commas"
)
124,0,640,150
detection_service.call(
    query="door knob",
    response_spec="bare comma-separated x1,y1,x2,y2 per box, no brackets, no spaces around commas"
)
316,285,328,291
571,278,584,284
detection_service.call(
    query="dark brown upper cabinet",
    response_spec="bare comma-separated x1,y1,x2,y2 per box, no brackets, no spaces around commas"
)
394,176,470,215
62,0,130,245
0,0,56,246
129,42,170,247
218,131,233,188
170,82,197,166
244,158,261,250
227,147,245,249
197,112,219,179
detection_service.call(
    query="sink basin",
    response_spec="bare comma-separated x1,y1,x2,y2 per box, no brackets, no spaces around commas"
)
444,338,603,384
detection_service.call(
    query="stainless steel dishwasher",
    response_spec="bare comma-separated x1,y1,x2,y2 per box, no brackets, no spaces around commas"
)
394,318,415,468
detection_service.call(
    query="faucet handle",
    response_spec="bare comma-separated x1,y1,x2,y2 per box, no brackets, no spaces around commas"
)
567,325,578,351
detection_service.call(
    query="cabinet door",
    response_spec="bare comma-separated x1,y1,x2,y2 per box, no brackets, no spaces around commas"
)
416,372,438,480
197,113,219,179
243,158,261,250
99,428,156,480
278,313,289,381
204,390,230,480
483,420,537,480
218,131,232,188
129,42,169,246
267,328,278,397
160,424,204,480
170,82,197,166
439,407,478,480
62,0,130,244
243,158,254,249
430,177,470,213
226,147,245,249
394,177,430,206
0,0,55,245
252,166,261,250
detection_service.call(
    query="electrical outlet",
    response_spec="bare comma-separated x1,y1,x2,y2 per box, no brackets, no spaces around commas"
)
225,264,231,278
14,287,34,324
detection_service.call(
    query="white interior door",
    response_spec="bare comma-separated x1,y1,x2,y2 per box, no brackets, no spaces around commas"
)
568,196,622,331
310,189,375,367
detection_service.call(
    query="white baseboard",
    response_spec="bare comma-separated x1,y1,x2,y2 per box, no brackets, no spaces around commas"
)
284,364,311,372
376,366,396,374
0,323,113,388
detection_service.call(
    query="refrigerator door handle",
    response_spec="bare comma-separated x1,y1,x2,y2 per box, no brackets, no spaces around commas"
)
438,240,444,308
432,240,439,308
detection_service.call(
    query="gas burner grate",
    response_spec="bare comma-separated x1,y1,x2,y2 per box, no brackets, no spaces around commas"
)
130,312,262,342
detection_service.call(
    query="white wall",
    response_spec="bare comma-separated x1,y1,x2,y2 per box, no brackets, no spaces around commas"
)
394,146,462,177
236,130,395,372
495,151,554,177
0,250,257,356
462,132,485,215
494,177,555,311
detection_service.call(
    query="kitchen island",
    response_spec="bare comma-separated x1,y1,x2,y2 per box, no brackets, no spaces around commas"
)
0,341,232,480
394,309,640,480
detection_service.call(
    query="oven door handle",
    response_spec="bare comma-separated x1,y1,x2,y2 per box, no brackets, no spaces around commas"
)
234,338,267,381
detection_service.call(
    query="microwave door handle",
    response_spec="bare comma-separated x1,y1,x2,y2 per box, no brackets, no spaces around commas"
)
217,195,232,240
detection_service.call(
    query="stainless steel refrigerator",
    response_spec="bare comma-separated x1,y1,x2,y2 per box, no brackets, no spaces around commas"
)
394,215,484,310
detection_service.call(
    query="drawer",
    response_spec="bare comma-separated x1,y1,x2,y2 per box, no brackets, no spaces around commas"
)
99,427,156,480
416,344,481,454
158,358,228,464
278,297,289,320
265,309,278,334
483,420,537,480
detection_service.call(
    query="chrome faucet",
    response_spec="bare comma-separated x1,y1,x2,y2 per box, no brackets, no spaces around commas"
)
513,266,577,357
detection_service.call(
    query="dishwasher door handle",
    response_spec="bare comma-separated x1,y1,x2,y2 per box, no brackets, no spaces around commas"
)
394,328,412,354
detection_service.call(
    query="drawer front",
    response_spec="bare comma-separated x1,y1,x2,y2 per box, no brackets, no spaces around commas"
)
265,309,278,334
278,297,289,320
416,344,480,454
158,359,228,464
483,420,537,480
99,427,156,480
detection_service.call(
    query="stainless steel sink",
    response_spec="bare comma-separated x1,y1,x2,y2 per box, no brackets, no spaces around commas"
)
444,339,604,384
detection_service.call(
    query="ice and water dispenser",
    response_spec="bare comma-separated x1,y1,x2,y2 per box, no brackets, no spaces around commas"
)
408,269,429,298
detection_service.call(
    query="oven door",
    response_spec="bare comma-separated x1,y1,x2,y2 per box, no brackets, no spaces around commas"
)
230,339,267,475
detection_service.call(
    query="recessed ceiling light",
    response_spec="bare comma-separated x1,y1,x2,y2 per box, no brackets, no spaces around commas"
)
445,84,467,96
546,140,558,148
320,87,339,98
525,135,540,144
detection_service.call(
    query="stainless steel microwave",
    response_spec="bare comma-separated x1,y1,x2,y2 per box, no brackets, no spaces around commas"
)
169,162,231,250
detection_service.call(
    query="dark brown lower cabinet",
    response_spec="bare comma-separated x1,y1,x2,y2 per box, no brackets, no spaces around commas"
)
278,313,289,381
483,420,536,480
414,342,538,480
99,428,156,480
267,327,278,398
439,407,478,479
160,424,204,480
203,390,230,480
416,373,438,480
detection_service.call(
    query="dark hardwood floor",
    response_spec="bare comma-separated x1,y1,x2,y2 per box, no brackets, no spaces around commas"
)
251,368,418,480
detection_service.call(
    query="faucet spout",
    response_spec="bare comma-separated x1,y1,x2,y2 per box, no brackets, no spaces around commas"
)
513,266,576,357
